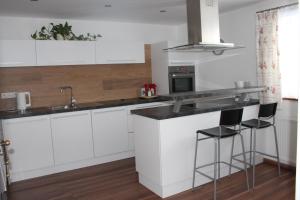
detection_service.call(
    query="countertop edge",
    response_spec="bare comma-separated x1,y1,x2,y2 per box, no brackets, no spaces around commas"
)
0,98,170,120
131,99,260,120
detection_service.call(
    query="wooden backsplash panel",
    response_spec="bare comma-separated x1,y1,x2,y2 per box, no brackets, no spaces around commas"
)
0,45,152,111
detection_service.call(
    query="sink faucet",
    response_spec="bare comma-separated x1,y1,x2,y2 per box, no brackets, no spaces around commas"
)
59,86,77,108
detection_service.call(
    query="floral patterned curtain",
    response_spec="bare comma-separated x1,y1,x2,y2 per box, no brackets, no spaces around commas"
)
256,10,282,103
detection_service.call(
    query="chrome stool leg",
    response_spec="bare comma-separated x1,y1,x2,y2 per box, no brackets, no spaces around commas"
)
252,128,256,188
273,125,281,176
218,138,221,179
240,133,250,190
192,133,199,189
229,136,235,175
249,128,253,167
214,138,218,200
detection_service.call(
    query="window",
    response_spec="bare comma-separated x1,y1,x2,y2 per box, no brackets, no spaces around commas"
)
278,6,300,100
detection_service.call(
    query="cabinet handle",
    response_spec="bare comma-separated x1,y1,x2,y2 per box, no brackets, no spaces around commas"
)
48,60,86,64
51,112,89,119
107,59,136,62
3,116,49,124
93,109,124,115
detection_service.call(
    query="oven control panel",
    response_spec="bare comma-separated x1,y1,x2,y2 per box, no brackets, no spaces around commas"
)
168,66,195,74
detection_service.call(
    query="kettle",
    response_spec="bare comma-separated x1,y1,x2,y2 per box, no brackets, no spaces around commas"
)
16,92,31,112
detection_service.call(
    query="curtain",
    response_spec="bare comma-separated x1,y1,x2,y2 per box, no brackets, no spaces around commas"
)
256,10,281,104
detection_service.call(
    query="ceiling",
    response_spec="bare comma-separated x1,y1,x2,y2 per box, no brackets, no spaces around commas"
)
0,0,263,25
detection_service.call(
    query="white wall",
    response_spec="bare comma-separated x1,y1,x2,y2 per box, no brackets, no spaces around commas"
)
0,16,178,43
296,91,300,200
220,0,298,167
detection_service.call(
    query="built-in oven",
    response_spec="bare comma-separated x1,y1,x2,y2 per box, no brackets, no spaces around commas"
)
168,65,195,94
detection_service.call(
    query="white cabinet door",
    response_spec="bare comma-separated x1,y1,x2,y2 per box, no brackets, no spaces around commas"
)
127,102,170,151
92,107,128,157
2,116,54,173
0,40,36,67
36,41,95,66
96,41,145,64
51,111,94,165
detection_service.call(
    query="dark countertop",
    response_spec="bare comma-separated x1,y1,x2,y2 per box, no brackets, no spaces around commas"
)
0,97,170,120
131,98,259,120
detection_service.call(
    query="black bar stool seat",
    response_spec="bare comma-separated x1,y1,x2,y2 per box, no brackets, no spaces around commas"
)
193,108,249,200
197,127,238,138
230,102,280,188
242,119,272,129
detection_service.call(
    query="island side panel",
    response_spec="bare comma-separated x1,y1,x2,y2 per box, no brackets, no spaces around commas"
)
159,111,220,197
159,105,260,198
134,115,163,196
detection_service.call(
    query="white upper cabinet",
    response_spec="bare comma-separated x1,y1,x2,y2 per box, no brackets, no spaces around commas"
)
2,116,54,173
0,40,146,67
92,107,128,157
36,41,95,66
50,111,94,165
96,41,145,64
0,40,36,67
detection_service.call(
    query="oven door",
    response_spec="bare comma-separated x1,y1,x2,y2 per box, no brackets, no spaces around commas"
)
169,74,195,94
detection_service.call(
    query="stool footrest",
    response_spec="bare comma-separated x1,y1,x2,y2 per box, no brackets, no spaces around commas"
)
196,170,214,181
232,150,279,160
195,161,246,181
232,157,252,166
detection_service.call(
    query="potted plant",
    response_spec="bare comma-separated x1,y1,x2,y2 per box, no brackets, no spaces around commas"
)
31,22,102,41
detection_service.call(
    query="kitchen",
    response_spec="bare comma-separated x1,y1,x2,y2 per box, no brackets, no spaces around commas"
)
0,0,299,200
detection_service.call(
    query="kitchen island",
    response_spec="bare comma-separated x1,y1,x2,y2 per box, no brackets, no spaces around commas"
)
132,98,262,198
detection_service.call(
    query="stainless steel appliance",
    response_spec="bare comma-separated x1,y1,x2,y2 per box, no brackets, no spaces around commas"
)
168,65,195,94
164,0,244,55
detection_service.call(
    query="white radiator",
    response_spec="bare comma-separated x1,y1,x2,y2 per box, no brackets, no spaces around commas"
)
262,118,297,166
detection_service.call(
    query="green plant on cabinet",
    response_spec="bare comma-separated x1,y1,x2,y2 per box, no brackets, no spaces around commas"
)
31,22,102,41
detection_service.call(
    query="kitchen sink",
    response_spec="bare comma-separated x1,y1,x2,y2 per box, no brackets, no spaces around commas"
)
50,105,79,111
50,102,104,111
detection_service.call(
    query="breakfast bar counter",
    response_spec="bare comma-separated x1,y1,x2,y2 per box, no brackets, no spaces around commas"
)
132,98,262,198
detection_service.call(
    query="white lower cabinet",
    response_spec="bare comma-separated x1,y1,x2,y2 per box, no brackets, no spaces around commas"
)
92,107,128,157
2,116,54,173
128,132,135,151
126,102,170,151
1,103,167,182
50,111,94,165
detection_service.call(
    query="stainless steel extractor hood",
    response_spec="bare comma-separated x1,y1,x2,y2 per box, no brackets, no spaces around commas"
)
165,0,244,54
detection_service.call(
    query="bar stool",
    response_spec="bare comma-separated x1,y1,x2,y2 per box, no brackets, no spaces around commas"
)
193,108,249,200
230,103,280,188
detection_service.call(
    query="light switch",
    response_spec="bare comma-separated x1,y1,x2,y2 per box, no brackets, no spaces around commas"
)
1,92,16,99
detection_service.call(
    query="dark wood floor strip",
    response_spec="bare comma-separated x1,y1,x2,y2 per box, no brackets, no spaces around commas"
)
8,158,295,200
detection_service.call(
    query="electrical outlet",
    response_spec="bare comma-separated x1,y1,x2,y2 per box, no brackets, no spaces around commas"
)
1,92,16,99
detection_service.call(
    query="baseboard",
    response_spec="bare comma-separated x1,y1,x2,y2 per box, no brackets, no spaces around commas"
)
138,156,264,198
263,158,296,172
10,151,135,182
